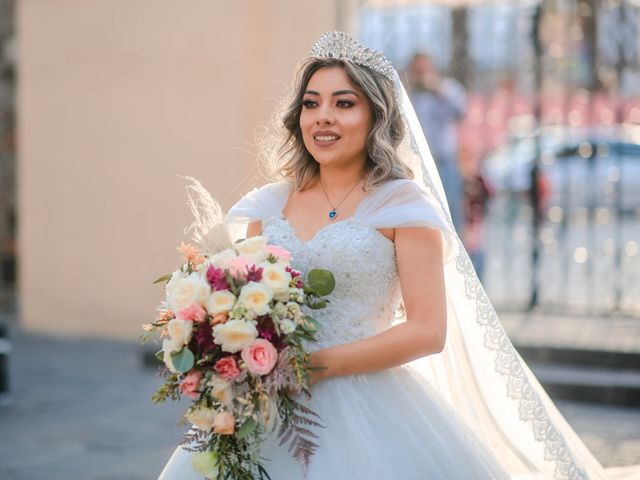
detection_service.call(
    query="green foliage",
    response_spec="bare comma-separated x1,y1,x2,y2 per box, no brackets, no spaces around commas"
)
151,373,180,404
236,417,257,440
152,272,173,285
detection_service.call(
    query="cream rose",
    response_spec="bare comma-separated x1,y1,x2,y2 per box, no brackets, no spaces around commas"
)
162,337,182,373
208,375,233,408
234,236,268,263
169,274,209,312
206,290,237,315
187,405,217,432
212,319,258,353
259,262,291,296
238,281,273,316
167,318,193,346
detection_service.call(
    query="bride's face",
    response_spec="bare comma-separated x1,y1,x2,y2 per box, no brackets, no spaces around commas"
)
299,66,372,169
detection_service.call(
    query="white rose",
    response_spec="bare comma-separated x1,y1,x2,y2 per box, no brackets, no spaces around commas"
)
235,236,268,263
209,248,237,269
187,405,217,432
167,318,193,346
212,319,258,353
208,375,233,408
206,290,237,314
165,270,185,298
168,274,210,312
162,337,181,373
238,281,273,316
260,262,291,295
279,318,296,335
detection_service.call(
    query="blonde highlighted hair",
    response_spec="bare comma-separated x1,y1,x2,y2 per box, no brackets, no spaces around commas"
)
258,57,413,191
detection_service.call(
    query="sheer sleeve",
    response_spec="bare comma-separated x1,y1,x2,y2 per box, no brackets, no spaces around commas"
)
225,181,291,241
226,181,291,224
358,179,458,263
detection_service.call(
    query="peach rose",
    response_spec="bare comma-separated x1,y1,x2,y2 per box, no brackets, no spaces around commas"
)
241,339,278,376
211,312,228,326
213,410,235,435
214,356,241,380
179,369,203,400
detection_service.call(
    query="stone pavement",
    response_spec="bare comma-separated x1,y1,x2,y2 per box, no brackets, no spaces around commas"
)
0,330,638,480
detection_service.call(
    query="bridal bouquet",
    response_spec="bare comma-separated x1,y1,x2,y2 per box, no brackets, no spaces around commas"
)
143,236,334,480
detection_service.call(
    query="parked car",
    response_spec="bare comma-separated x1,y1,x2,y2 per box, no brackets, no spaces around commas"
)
481,125,640,214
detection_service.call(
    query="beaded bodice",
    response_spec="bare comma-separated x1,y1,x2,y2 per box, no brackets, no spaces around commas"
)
262,215,402,350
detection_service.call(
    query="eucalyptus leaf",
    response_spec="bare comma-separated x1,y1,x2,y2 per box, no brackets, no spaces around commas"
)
301,316,320,333
236,417,257,440
170,348,195,373
306,269,335,296
152,273,173,285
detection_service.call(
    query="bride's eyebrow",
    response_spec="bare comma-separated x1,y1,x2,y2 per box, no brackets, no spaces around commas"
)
303,89,359,97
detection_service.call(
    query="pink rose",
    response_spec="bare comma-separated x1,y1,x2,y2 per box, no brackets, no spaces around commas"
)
228,255,254,278
213,410,235,435
214,356,241,380
241,339,278,376
179,370,203,400
178,304,207,323
265,244,292,262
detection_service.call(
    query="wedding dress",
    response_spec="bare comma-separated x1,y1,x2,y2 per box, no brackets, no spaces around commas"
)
159,31,610,480
160,178,509,479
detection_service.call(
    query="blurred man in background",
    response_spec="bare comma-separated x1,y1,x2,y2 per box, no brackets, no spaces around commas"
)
406,53,466,232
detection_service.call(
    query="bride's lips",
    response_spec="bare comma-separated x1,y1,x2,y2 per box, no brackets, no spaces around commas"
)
313,130,341,147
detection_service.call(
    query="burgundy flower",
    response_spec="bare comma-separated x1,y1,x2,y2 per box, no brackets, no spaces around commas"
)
207,265,230,291
192,320,216,352
244,264,263,283
256,315,275,341
286,266,301,278
295,278,304,289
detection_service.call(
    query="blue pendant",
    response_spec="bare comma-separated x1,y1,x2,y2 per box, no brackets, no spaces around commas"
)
328,209,337,220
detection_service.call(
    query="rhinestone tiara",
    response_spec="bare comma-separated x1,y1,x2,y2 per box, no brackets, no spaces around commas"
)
309,31,395,81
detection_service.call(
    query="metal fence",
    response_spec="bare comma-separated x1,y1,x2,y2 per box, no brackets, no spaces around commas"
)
345,0,640,316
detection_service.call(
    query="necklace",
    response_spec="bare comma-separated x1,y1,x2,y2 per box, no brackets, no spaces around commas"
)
319,176,362,221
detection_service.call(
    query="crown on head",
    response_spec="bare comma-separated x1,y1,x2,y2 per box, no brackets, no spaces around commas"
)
309,31,395,81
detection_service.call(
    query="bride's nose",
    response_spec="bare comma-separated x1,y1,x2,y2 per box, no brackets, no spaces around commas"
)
316,104,335,125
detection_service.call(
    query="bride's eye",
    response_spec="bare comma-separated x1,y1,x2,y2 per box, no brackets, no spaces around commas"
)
302,99,317,108
336,99,354,108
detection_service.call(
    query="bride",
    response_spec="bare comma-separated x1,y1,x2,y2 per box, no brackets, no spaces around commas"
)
159,32,609,479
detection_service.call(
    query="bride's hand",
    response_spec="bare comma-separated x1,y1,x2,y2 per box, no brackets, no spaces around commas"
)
308,351,328,385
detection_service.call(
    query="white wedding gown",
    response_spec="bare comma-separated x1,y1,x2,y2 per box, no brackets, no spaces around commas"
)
159,178,511,479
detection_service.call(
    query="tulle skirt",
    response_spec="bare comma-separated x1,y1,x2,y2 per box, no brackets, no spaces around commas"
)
159,364,509,479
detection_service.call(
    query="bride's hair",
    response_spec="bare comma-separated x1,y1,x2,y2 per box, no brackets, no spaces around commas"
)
259,57,413,191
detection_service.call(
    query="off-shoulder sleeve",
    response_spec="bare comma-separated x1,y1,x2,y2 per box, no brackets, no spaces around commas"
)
226,181,292,224
358,179,458,263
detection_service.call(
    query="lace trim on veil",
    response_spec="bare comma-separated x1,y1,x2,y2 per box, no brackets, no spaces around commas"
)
418,158,588,480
